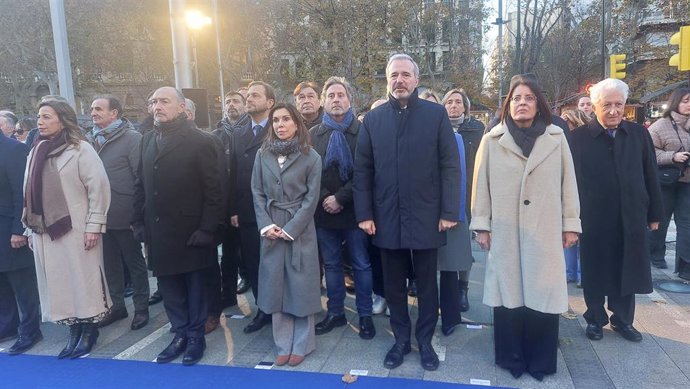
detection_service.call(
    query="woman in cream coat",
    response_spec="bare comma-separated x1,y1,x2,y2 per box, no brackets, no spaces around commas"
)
24,100,111,359
471,74,580,381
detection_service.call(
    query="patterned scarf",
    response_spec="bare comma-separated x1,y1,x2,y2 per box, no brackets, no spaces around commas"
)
265,137,302,157
91,119,122,148
322,109,354,181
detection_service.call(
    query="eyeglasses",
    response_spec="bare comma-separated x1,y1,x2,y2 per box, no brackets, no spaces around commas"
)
14,129,25,136
510,95,536,103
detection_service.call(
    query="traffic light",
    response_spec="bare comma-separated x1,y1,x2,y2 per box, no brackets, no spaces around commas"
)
609,54,626,79
669,26,690,71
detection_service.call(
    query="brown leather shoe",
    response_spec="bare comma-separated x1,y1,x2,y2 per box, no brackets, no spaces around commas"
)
204,315,220,334
275,354,290,366
288,354,305,366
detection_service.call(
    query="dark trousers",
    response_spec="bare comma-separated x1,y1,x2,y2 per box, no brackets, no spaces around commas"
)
649,182,690,270
439,271,461,329
239,223,261,302
368,239,385,297
381,248,438,346
583,290,635,327
102,229,150,312
494,306,559,379
207,227,241,315
158,268,209,339
0,266,41,338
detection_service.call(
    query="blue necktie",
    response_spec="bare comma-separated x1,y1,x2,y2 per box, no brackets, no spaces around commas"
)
607,129,616,138
253,125,262,138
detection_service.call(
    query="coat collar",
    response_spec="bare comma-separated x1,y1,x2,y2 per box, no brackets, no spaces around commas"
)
239,122,266,151
155,120,192,162
491,122,562,174
586,118,630,138
263,150,301,179
388,88,420,110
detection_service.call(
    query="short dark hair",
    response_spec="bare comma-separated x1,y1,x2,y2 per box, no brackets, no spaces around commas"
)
293,81,322,98
663,87,690,119
262,103,311,154
94,94,123,118
224,91,245,104
248,81,276,102
500,74,553,126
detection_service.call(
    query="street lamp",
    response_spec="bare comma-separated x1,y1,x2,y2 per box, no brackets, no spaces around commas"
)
186,10,211,88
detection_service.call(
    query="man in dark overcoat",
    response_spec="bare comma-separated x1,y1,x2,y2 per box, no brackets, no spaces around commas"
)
354,54,461,371
133,87,222,365
0,132,42,354
568,78,662,342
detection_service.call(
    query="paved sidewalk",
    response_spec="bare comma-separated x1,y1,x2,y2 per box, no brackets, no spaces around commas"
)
3,225,690,388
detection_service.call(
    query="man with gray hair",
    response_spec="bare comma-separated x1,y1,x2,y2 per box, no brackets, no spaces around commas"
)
568,78,662,343
0,112,18,138
354,54,461,371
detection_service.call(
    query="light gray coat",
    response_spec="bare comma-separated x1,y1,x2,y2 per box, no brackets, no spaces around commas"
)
251,147,322,317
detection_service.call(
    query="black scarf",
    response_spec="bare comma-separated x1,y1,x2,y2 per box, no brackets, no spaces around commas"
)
505,116,547,157
265,137,302,156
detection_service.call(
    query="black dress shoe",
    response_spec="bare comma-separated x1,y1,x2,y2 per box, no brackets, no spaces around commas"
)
130,311,150,330
8,332,43,355
58,324,82,359
358,316,376,339
182,337,206,366
315,313,347,335
156,335,187,363
585,323,603,340
97,308,128,328
383,342,411,369
679,270,690,281
611,322,642,342
459,288,470,312
419,343,440,371
148,291,163,306
70,323,99,359
236,279,251,294
651,259,668,269
243,310,271,334
441,323,459,336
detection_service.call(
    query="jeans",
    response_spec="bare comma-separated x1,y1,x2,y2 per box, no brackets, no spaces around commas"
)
316,227,373,316
564,244,580,283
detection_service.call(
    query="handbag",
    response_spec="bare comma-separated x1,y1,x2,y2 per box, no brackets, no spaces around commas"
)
658,119,687,186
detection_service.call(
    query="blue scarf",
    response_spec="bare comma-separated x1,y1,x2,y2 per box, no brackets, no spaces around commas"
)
322,110,354,182
92,119,122,146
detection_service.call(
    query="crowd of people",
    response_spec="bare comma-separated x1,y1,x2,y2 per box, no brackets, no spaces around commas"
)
1,52,689,381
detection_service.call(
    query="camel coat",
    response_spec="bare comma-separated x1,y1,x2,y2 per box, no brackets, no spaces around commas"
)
24,141,112,322
470,123,581,314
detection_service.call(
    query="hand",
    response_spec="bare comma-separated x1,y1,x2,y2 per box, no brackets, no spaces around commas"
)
84,232,100,251
673,152,690,163
475,231,491,250
131,224,146,243
278,229,292,241
10,234,28,249
649,222,660,231
186,230,215,247
438,219,457,232
359,220,376,235
264,226,282,240
562,232,579,248
230,215,239,228
322,195,343,214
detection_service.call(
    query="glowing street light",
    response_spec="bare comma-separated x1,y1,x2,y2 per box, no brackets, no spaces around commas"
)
186,10,211,30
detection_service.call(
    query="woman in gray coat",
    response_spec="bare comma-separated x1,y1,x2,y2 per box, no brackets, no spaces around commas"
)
251,104,322,367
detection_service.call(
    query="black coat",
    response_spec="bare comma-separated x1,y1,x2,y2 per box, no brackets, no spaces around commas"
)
133,118,223,276
454,117,484,220
568,119,663,295
230,121,267,225
0,135,32,271
310,117,358,229
354,90,461,250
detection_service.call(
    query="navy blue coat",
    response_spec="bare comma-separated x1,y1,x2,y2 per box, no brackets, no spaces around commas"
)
353,90,461,250
0,135,32,271
230,121,267,225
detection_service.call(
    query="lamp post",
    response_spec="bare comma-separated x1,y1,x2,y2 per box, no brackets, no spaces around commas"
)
185,10,211,88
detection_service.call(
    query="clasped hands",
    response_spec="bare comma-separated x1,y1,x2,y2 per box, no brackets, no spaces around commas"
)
264,225,291,240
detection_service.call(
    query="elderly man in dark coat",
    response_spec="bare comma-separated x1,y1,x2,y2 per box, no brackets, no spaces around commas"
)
133,87,222,365
568,78,663,343
0,132,42,354
354,54,461,371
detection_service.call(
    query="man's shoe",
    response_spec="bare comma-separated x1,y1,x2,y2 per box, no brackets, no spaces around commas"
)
358,316,376,339
243,311,271,333
70,323,99,359
372,294,387,315
58,324,82,359
441,323,459,336
97,308,128,328
383,342,411,369
182,337,206,366
679,270,690,281
156,335,187,363
148,291,163,306
130,311,149,330
8,332,43,355
419,343,440,371
459,287,470,312
204,315,220,334
585,323,603,340
611,322,642,342
236,279,251,294
314,313,347,335
651,259,668,269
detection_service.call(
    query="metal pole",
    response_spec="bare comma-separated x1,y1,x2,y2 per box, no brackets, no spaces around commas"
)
497,0,504,108
601,0,606,79
48,0,75,108
212,0,225,99
169,0,194,89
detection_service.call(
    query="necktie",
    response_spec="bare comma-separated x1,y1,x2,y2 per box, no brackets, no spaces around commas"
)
253,125,262,138
607,129,616,138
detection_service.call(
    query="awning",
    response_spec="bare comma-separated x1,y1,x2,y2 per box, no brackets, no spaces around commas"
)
639,80,689,103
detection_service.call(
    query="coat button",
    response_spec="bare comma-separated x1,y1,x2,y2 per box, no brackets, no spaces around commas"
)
276,180,280,184
523,200,530,205
244,153,249,157
154,165,158,170
155,217,160,222
154,191,158,196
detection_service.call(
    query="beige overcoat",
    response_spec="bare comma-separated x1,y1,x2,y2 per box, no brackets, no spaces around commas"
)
24,140,112,322
470,123,581,314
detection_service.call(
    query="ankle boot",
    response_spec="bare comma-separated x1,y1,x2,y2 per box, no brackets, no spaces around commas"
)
459,280,470,313
70,323,99,359
58,324,83,359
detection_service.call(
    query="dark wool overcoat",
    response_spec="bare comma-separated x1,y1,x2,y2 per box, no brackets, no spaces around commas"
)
568,119,663,296
230,121,266,225
0,135,32,271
